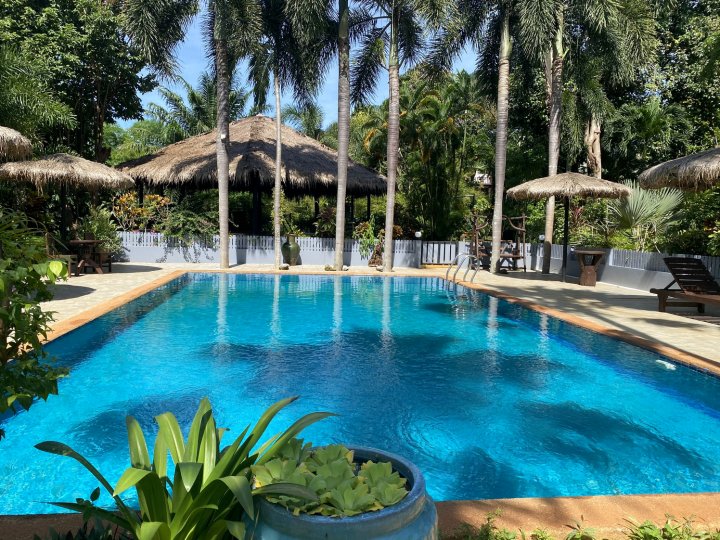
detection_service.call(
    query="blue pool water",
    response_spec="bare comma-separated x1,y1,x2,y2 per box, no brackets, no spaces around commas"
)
2,273,720,514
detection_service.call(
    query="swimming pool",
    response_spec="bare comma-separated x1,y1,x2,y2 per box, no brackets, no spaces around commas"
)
1,273,720,515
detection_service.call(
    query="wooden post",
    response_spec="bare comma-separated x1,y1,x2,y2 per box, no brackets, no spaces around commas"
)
366,194,371,221
314,196,320,218
252,188,261,234
136,179,144,206
349,195,355,224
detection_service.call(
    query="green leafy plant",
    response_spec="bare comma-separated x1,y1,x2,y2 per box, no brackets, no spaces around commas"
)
565,519,596,540
251,443,409,517
625,516,720,540
77,206,123,256
354,217,378,259
283,216,303,237
0,210,68,439
36,519,129,540
36,397,331,539
313,204,336,237
448,510,516,540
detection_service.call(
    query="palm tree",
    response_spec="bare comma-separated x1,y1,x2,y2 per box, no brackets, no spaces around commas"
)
121,0,262,268
148,72,251,138
517,0,657,273
0,47,75,138
282,102,326,139
352,0,450,271
249,0,327,268
426,0,515,273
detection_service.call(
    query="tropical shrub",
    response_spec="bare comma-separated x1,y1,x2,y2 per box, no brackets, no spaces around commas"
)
112,193,170,231
77,206,123,256
608,181,684,252
252,442,408,517
354,217,377,259
0,210,68,439
36,397,330,540
313,204,336,237
36,520,129,540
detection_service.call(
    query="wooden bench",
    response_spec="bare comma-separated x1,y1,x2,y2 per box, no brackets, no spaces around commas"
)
650,257,720,313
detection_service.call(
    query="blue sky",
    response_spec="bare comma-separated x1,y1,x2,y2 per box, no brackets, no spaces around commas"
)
125,17,478,129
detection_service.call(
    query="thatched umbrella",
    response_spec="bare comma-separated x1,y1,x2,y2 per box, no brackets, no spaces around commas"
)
638,147,720,190
117,115,387,196
0,127,32,162
0,153,134,189
507,172,631,281
0,153,134,241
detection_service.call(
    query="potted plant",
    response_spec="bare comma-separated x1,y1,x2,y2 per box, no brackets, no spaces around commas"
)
247,441,438,539
36,397,330,539
282,218,302,266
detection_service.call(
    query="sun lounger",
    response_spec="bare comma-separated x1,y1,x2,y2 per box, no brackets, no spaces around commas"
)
650,257,720,313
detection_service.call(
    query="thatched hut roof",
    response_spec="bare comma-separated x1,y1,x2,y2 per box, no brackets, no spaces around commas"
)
0,153,134,189
506,172,632,200
0,127,32,162
638,148,720,190
117,115,387,196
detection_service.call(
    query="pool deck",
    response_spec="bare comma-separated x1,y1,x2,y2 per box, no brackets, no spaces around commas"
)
14,262,720,539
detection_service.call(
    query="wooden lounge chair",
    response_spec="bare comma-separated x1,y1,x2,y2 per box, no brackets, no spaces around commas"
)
650,257,720,313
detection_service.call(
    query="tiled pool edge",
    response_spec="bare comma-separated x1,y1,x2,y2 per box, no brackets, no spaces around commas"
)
44,270,187,343
30,268,720,540
5,493,720,540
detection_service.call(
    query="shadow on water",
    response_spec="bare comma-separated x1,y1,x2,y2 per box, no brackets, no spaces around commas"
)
519,401,713,472
69,392,203,457
443,445,539,500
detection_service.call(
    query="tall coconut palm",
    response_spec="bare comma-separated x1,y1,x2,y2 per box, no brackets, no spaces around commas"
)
286,0,360,271
426,0,516,273
121,0,262,268
249,0,328,268
352,0,450,271
517,0,656,273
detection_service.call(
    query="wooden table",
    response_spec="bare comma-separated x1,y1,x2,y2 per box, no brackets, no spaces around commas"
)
574,249,605,286
69,239,103,275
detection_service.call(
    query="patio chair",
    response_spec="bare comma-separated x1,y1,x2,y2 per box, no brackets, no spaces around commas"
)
650,257,720,313
45,232,77,276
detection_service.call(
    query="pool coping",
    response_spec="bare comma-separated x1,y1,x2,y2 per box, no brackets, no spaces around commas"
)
29,267,720,539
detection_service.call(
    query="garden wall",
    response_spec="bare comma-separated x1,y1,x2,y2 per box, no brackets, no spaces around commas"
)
119,232,421,268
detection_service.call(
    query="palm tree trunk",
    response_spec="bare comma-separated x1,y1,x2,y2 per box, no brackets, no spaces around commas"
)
274,73,283,268
490,11,512,274
215,37,231,269
334,0,350,271
542,13,564,274
584,114,602,178
383,6,400,272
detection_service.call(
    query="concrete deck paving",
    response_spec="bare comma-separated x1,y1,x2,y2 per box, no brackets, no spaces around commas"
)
5,262,719,539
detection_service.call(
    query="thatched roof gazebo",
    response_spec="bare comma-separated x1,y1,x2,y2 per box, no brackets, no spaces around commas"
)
0,127,32,162
638,148,720,190
118,115,387,197
507,172,631,281
0,153,134,189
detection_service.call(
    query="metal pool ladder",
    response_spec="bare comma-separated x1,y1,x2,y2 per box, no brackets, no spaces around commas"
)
445,253,482,284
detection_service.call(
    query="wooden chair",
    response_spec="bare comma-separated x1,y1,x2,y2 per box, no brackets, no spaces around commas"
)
83,232,112,273
45,233,77,276
650,257,720,313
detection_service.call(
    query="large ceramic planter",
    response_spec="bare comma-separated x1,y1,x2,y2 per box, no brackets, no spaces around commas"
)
248,446,438,540
281,234,301,266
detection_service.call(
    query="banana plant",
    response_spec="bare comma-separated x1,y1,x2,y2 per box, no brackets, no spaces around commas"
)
36,397,332,539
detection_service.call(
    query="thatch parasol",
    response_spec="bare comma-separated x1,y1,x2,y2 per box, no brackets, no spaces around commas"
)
638,148,720,190
507,172,631,281
0,153,134,189
0,127,32,162
117,115,387,196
